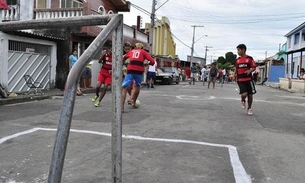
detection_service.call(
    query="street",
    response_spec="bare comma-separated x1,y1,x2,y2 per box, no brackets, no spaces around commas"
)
1,82,305,183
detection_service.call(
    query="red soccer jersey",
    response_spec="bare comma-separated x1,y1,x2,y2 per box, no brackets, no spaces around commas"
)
123,48,155,74
100,53,112,71
235,56,256,82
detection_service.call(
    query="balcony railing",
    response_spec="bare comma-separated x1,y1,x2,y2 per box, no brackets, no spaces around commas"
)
34,8,83,19
1,5,20,21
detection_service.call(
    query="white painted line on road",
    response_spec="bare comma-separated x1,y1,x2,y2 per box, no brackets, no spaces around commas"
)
0,128,40,144
209,96,216,100
0,127,251,183
182,85,189,88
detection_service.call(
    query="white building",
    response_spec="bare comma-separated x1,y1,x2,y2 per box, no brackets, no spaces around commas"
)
285,22,305,78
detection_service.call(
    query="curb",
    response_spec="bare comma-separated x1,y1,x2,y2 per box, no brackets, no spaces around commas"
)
0,88,96,106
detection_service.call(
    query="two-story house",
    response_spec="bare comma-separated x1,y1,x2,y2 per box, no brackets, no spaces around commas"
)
0,0,150,92
285,22,305,78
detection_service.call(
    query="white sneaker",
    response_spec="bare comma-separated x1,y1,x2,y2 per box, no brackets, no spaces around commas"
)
247,109,253,116
240,101,246,109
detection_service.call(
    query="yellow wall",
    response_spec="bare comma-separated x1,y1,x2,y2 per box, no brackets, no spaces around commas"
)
145,16,176,58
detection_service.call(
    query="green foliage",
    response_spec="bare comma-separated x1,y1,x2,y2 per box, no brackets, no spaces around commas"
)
217,56,226,64
225,52,237,65
214,52,237,69
216,62,234,70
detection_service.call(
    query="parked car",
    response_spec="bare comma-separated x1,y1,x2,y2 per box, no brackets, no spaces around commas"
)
156,67,180,85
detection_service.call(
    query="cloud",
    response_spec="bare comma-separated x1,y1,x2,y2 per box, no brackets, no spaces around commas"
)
123,0,305,62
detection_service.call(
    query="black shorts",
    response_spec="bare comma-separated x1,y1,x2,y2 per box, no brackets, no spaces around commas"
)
238,80,256,94
147,71,156,80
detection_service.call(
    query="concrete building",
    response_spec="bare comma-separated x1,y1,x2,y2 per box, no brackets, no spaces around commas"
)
145,16,177,68
285,22,305,78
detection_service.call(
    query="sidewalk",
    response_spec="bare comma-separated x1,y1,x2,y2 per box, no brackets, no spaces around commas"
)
0,88,95,106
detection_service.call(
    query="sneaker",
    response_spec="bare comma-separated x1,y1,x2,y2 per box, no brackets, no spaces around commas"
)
94,101,100,107
247,108,253,115
91,95,98,102
240,101,246,109
151,85,154,89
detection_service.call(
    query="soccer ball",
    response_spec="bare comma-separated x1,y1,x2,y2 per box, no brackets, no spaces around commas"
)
134,99,140,108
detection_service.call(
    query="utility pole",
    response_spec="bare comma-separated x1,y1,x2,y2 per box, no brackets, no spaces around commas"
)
149,0,156,54
204,46,213,64
190,25,204,68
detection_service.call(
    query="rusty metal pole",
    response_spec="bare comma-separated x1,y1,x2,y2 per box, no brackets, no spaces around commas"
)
111,14,123,183
48,15,122,183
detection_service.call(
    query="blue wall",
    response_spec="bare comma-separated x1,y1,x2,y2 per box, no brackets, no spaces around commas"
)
269,66,285,82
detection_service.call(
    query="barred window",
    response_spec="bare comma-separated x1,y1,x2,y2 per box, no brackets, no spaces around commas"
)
9,40,51,55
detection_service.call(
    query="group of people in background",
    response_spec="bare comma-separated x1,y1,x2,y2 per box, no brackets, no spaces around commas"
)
188,63,230,89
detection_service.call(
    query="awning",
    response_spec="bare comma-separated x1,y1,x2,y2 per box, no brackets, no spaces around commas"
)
0,0,9,10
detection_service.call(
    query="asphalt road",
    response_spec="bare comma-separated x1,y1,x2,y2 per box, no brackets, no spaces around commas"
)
1,82,305,183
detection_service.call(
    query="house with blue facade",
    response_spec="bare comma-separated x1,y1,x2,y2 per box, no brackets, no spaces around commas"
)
264,43,286,82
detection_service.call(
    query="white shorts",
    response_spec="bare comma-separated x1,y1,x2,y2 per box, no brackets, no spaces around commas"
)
191,73,196,78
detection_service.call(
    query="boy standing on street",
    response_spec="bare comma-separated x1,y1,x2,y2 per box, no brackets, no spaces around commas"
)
234,44,257,115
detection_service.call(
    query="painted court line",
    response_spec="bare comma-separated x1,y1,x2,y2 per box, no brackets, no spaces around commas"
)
0,128,251,183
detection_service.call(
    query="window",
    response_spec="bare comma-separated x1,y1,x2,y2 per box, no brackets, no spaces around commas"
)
61,0,83,8
287,37,291,48
6,0,17,5
36,0,51,9
294,33,300,45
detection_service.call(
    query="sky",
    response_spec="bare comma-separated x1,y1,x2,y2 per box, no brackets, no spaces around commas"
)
121,0,305,63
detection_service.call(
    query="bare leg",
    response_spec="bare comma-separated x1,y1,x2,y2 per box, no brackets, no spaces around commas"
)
212,81,215,89
130,85,140,106
97,84,110,102
241,92,248,102
95,81,102,97
122,87,128,112
247,94,253,109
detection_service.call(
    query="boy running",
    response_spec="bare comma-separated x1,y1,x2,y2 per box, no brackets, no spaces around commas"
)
234,44,257,115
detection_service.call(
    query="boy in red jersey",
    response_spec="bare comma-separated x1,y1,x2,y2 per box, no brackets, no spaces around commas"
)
92,44,112,107
121,43,155,112
234,44,257,115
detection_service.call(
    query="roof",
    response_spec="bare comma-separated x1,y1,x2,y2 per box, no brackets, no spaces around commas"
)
285,22,305,37
111,0,130,12
4,30,65,41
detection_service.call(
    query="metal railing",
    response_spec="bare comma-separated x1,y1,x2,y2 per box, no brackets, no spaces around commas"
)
1,5,20,21
0,14,123,183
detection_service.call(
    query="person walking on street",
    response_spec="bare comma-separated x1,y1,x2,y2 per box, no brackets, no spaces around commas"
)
208,63,217,89
147,59,157,89
189,63,197,85
201,65,207,85
234,44,257,115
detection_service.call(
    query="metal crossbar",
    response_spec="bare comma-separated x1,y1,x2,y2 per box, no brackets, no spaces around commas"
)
0,15,123,183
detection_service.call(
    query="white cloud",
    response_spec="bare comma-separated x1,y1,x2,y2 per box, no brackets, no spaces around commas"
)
122,0,305,62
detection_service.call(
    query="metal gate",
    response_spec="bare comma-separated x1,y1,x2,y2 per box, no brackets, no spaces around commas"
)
7,40,51,92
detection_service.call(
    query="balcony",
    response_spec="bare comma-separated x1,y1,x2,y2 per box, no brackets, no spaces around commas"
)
34,7,83,19
1,5,20,22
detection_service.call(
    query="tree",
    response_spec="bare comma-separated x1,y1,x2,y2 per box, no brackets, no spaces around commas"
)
217,56,226,64
225,52,237,65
